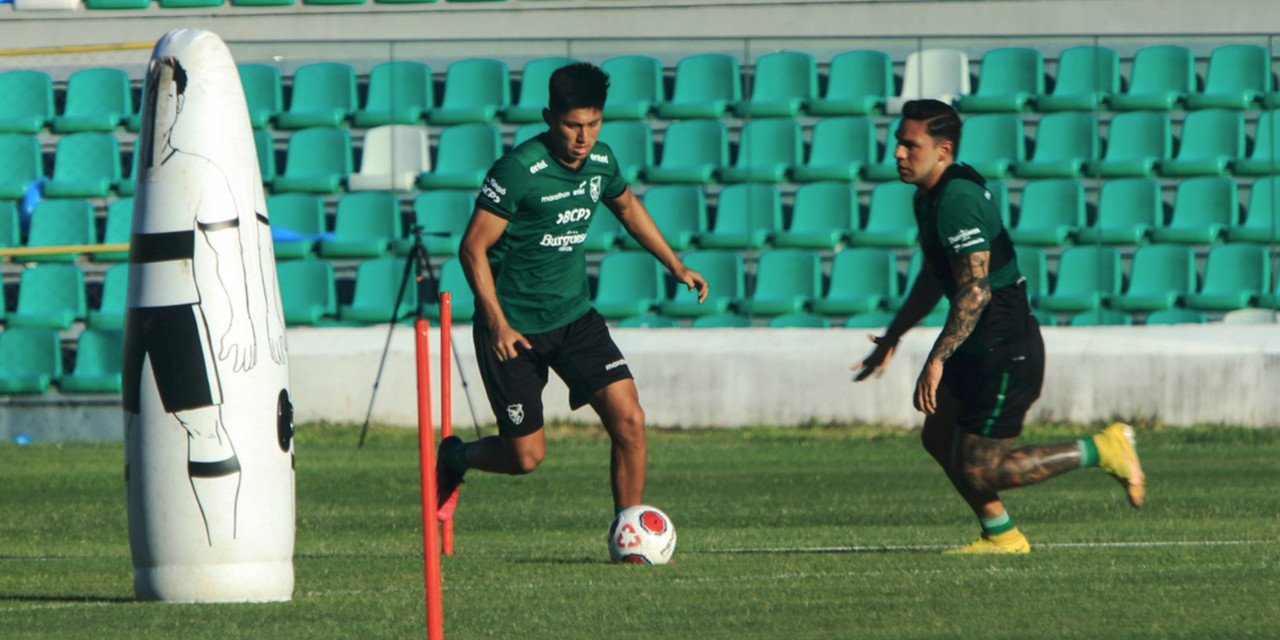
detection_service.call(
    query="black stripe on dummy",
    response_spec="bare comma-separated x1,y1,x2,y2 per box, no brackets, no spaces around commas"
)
130,230,195,263
189,457,242,478
198,219,240,232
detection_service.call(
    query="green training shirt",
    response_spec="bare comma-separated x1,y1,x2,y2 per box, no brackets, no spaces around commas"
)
475,133,628,334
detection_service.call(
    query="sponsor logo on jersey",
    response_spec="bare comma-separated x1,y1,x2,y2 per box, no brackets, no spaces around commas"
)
605,358,628,371
573,180,587,197
507,403,524,425
589,176,602,202
540,230,588,252
555,207,593,225
529,159,548,174
481,177,506,204
947,227,984,252
590,153,609,164
541,191,571,203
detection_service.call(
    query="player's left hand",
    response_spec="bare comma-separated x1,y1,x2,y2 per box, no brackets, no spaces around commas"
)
913,358,944,414
674,267,709,304
220,320,257,373
267,313,287,365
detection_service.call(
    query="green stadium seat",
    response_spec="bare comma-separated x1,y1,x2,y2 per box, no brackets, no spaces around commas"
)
642,119,727,184
790,117,876,183
254,128,277,185
277,258,338,325
398,190,472,257
659,250,744,317
0,133,42,199
808,50,893,116
339,256,417,324
958,47,1044,112
276,62,357,129
269,193,326,259
1088,111,1170,177
848,182,918,248
1035,245,1122,313
862,117,904,181
44,132,122,198
1076,177,1160,245
1015,245,1049,302
617,314,679,329
429,58,510,125
9,263,87,329
422,258,475,322
302,0,365,7
734,51,817,118
1144,308,1207,325
1152,176,1238,244
417,123,501,190
1013,111,1097,178
1186,44,1270,111
59,328,124,393
886,250,949,321
159,0,222,8
812,247,897,315
768,313,830,328
844,310,897,329
886,48,970,114
272,127,352,194
116,148,139,197
598,120,652,184
349,124,430,192
1009,178,1084,246
601,55,663,120
1183,243,1270,311
0,202,19,250
691,313,752,329
1109,244,1197,312
25,199,96,262
355,61,434,127
88,263,128,329
230,0,293,5
1035,46,1119,112
592,251,664,319
0,328,62,394
0,70,53,133
736,248,821,316
93,197,133,262
773,181,857,250
1108,45,1195,111
988,181,1012,228
318,191,401,258
375,0,437,4
657,54,743,119
580,208,622,252
506,57,577,123
53,68,131,133
718,118,802,183
238,64,283,129
1159,109,1244,177
624,185,706,251
1235,111,1280,176
956,113,1024,179
84,0,150,8
1069,309,1133,327
699,183,781,250
1229,176,1280,243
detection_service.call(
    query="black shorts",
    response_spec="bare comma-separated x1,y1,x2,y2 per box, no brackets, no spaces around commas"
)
473,308,633,437
941,323,1045,439
123,305,222,414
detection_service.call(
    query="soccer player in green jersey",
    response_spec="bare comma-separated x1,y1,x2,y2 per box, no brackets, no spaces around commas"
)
436,63,708,522
852,99,1145,553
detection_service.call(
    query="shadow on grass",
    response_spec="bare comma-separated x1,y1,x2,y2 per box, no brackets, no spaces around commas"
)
0,594,135,604
510,556,607,565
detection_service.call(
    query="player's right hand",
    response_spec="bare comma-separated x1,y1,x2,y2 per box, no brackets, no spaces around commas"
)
851,333,896,382
493,324,532,362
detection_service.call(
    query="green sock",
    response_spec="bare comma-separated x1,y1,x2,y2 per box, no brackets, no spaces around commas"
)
980,512,1014,536
1078,438,1100,468
614,505,626,517
443,441,469,475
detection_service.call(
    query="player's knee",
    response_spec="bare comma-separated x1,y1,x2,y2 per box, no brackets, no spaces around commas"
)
609,406,646,449
958,464,997,493
512,446,545,474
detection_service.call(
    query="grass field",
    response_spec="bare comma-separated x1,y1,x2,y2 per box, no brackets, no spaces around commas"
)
2,422,1278,639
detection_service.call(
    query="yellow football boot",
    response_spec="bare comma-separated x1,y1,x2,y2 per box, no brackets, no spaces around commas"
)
943,528,1030,554
1094,422,1146,509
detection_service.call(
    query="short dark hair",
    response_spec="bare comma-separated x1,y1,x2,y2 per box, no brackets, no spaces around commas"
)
547,62,610,114
901,99,961,156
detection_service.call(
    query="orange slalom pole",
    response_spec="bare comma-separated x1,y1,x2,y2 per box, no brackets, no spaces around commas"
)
415,318,445,640
440,293,455,555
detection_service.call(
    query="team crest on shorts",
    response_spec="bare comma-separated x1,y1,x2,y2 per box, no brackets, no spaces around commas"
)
589,176,602,202
507,403,524,425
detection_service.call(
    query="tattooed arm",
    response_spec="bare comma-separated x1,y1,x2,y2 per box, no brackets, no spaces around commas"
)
914,250,992,414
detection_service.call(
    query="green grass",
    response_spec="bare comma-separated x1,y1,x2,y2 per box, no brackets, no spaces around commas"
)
2,423,1279,639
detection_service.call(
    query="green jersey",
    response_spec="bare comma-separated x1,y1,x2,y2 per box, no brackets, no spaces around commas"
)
475,133,628,334
914,163,1034,353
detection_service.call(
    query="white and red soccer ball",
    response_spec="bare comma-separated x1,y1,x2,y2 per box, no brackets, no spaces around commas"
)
608,505,677,564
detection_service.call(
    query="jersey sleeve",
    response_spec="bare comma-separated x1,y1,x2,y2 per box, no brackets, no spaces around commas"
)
475,156,526,220
595,141,628,199
935,189,997,258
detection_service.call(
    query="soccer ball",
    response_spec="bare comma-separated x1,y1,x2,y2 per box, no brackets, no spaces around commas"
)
608,505,677,565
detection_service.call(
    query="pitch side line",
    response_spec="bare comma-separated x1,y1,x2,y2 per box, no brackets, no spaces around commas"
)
704,540,1270,554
